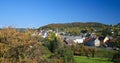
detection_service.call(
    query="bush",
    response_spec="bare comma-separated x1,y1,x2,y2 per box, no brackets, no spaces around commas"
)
55,45,74,63
112,51,120,63
72,44,96,58
95,48,116,58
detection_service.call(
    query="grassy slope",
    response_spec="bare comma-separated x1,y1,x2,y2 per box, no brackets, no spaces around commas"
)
74,56,113,63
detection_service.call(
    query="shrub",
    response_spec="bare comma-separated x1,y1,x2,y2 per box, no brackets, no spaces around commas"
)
112,51,120,63
55,45,74,63
95,48,116,58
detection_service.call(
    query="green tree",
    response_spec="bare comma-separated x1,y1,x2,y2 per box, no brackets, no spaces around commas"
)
44,32,61,53
56,45,74,63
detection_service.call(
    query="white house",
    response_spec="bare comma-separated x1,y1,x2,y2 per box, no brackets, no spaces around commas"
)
103,36,113,43
42,32,48,38
73,38,84,43
103,37,109,43
94,38,100,46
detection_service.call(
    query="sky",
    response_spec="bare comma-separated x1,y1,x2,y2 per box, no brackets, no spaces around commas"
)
0,0,120,28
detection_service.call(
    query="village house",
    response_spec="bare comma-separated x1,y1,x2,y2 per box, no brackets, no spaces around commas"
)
94,38,100,46
31,30,49,38
74,39,84,43
103,36,113,47
61,35,85,44
64,38,75,46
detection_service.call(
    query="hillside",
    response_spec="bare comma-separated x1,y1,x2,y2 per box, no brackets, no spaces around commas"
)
39,22,108,30
38,22,110,36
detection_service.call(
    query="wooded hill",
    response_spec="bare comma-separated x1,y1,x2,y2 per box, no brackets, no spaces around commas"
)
39,22,108,30
39,22,111,36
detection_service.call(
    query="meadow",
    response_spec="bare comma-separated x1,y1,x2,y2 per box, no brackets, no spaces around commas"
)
74,56,113,63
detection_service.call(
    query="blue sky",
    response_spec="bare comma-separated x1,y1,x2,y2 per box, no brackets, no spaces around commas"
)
0,0,120,28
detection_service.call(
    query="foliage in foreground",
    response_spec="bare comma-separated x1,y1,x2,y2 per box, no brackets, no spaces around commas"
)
0,28,52,63
0,28,74,63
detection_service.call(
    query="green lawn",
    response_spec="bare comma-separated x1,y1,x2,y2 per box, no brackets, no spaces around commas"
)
74,56,113,63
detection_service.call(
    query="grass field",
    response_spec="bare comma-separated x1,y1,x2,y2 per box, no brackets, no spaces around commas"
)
74,56,113,63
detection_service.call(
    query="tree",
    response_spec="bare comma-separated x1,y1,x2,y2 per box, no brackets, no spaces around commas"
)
44,32,61,53
56,45,74,63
